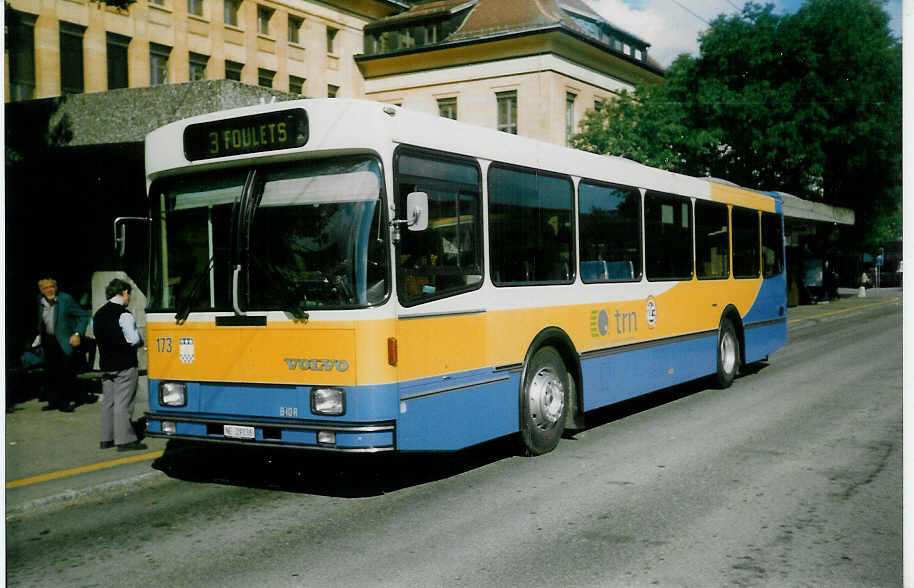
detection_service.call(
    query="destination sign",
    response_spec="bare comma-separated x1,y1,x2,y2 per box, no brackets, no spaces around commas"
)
183,108,309,161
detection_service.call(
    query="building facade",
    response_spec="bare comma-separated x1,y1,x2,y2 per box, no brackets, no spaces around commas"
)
4,0,406,101
357,0,663,146
4,0,663,146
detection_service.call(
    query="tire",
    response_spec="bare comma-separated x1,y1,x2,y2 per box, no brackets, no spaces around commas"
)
715,318,740,389
520,346,568,455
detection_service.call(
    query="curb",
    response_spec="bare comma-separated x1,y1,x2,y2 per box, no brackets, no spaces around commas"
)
5,470,168,518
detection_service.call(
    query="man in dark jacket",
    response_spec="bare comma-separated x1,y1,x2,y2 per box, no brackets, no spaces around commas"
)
94,278,146,451
35,277,90,412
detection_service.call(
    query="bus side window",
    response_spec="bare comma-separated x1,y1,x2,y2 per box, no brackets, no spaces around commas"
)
761,211,784,278
488,165,574,286
644,191,693,281
733,206,761,279
578,180,642,283
394,149,482,306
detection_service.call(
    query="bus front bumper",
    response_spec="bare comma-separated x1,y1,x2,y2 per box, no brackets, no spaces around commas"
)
144,412,396,453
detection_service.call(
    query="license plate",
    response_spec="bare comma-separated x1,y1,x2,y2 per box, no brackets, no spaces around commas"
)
223,424,256,440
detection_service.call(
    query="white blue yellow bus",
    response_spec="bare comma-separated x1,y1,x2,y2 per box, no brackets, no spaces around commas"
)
142,99,786,455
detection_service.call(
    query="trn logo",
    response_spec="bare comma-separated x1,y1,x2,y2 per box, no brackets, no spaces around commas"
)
589,308,638,338
284,358,350,372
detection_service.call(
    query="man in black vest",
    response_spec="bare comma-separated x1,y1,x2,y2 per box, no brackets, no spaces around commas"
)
94,278,146,451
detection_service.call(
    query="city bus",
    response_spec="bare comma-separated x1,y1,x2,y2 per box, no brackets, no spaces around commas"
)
141,99,786,455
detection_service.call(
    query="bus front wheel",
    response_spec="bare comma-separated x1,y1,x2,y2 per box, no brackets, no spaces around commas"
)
520,346,568,456
715,319,740,389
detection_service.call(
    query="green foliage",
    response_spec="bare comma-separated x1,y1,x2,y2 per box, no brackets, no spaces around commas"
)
572,0,902,246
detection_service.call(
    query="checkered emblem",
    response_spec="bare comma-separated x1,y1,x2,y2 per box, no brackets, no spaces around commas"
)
179,337,195,364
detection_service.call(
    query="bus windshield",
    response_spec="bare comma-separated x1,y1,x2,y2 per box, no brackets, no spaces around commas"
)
149,156,389,314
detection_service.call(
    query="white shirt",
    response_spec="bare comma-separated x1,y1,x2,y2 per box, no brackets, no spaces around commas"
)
110,295,142,346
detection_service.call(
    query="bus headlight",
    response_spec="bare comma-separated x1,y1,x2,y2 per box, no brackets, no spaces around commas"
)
311,387,345,416
160,382,187,407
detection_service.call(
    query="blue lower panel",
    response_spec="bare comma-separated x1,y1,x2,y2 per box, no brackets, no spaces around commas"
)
744,320,787,364
581,334,718,411
397,374,519,451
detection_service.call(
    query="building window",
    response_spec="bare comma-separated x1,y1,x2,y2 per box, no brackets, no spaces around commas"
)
496,91,517,134
565,92,576,146
224,0,240,26
437,97,457,120
288,16,303,44
150,43,171,86
188,0,204,17
327,84,339,98
189,52,208,81
258,68,275,88
289,75,305,95
327,27,339,53
257,6,273,35
225,60,243,81
7,10,37,101
60,22,86,95
106,32,130,90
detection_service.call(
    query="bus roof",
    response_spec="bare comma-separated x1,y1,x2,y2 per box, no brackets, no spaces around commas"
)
145,98,777,210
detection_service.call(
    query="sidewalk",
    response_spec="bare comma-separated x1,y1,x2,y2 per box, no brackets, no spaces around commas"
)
5,375,168,515
4,287,902,515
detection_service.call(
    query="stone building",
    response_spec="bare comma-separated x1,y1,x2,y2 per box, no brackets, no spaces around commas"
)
4,0,406,101
358,0,663,146
5,0,663,146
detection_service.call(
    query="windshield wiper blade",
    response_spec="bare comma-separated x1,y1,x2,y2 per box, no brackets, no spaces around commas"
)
247,253,310,321
175,256,216,325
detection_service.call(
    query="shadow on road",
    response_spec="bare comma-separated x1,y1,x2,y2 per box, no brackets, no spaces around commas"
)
579,363,769,432
151,435,519,498
152,364,770,497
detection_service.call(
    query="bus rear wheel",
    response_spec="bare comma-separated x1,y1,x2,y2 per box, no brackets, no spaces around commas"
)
520,346,567,456
715,319,740,389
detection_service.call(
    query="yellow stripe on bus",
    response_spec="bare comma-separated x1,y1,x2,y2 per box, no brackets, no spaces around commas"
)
147,278,766,385
710,183,776,211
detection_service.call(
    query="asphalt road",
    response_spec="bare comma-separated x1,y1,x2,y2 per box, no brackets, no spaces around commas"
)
6,300,902,587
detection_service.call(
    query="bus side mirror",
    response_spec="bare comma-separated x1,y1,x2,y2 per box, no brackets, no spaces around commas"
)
405,192,428,231
114,216,151,257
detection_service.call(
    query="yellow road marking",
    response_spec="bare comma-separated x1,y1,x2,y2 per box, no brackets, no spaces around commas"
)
787,297,899,325
6,450,164,489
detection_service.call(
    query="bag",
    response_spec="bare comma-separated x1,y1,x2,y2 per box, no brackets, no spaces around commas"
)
21,346,44,369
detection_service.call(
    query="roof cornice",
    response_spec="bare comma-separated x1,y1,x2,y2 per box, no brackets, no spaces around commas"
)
356,24,665,78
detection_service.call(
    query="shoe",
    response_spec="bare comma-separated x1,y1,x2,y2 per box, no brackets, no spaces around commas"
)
116,441,148,452
100,441,114,449
58,405,74,413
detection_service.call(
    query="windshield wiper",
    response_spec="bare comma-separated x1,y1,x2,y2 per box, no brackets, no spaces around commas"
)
174,256,216,325
247,253,310,321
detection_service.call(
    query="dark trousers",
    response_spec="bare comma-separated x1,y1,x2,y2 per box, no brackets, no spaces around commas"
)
41,333,76,408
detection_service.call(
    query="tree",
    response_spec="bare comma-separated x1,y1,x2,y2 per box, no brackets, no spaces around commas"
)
572,0,902,246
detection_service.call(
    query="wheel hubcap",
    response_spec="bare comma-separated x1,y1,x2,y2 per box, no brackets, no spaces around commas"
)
721,332,736,374
528,366,565,431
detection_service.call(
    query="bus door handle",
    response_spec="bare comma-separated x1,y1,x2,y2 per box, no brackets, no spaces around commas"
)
232,265,246,316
